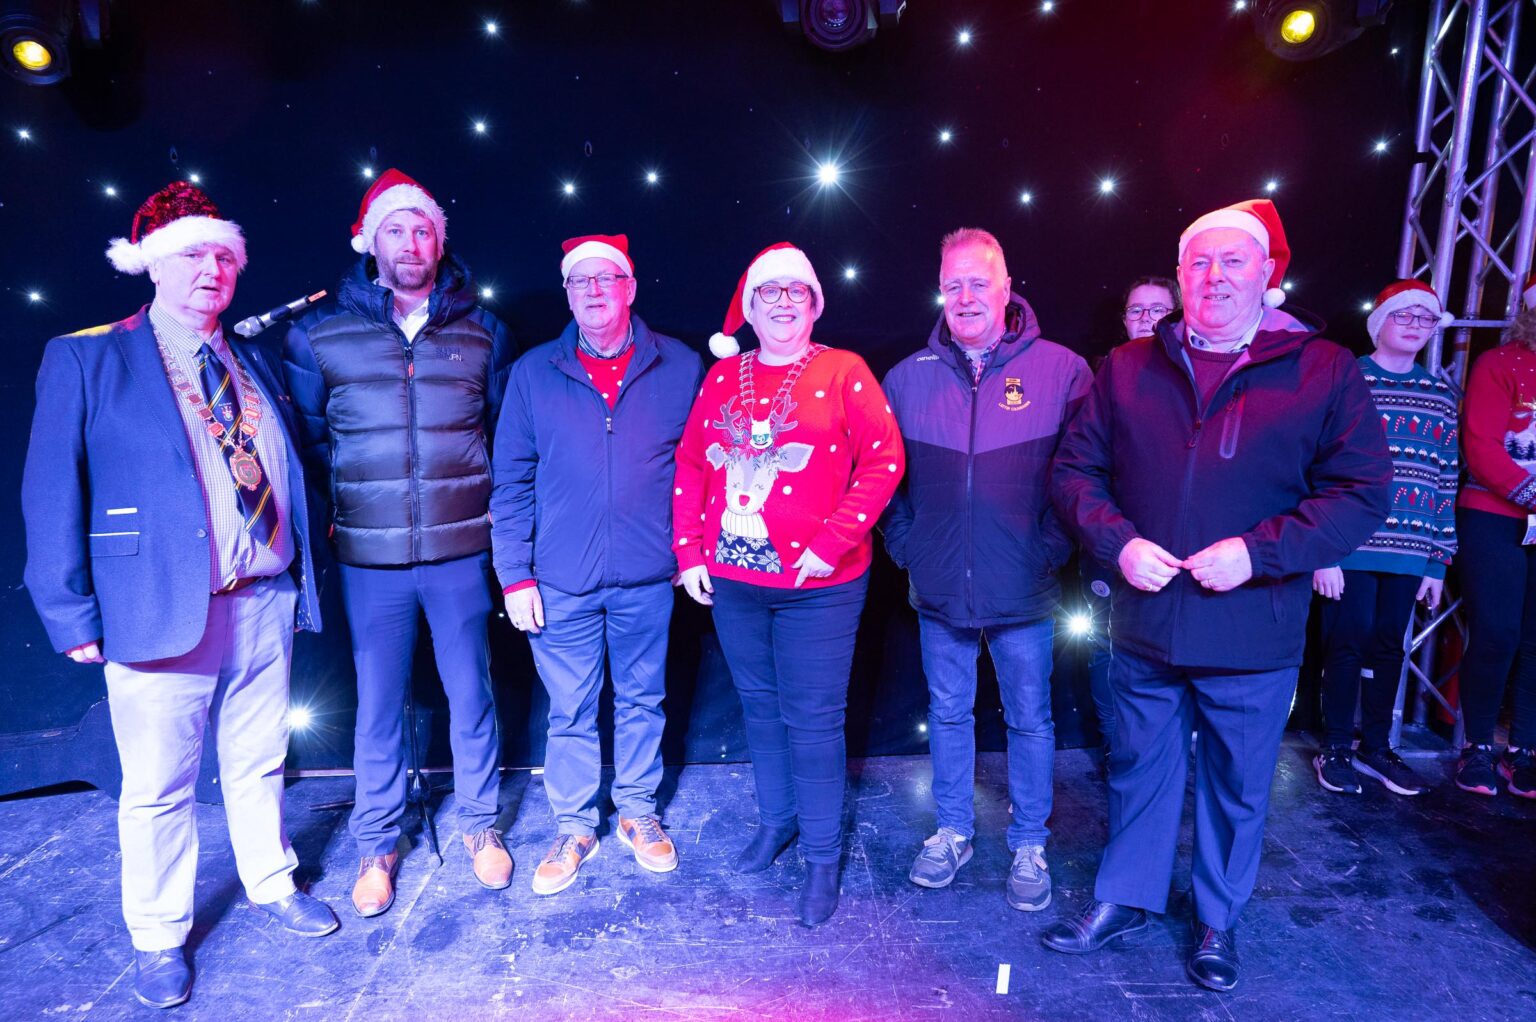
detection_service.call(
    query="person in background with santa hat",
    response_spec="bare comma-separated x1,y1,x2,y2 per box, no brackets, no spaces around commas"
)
1311,280,1458,799
490,234,702,896
282,169,517,917
1046,199,1391,991
22,182,336,1009
1453,283,1536,799
673,243,904,926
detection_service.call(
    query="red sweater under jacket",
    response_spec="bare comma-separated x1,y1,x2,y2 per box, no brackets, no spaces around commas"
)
673,347,905,589
1460,342,1536,519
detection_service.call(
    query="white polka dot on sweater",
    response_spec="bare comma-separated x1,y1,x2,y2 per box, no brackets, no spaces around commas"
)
815,390,825,398
857,513,867,522
791,541,801,549
716,375,724,383
679,538,687,545
759,398,769,405
601,393,610,400
830,444,837,453
675,487,682,495
782,485,792,495
854,381,863,392
888,464,897,471
872,441,881,449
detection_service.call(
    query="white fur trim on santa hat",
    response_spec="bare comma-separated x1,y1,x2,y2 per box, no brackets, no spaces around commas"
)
351,183,447,255
1178,209,1271,262
1367,288,1451,342
106,215,248,275
560,241,632,280
742,247,824,322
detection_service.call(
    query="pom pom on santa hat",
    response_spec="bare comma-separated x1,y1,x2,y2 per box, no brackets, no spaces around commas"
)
1178,198,1291,308
105,181,247,275
1367,279,1453,342
350,168,447,255
708,242,824,359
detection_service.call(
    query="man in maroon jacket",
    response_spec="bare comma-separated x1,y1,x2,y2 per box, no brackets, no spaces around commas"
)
1044,200,1390,992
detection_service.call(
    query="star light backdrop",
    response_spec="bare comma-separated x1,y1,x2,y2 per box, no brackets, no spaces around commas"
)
0,1,1423,771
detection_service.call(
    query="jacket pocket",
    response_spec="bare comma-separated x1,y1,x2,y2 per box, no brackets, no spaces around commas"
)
1219,388,1246,460
88,531,139,556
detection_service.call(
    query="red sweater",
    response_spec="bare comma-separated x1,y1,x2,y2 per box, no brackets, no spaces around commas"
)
1460,342,1536,519
673,347,905,589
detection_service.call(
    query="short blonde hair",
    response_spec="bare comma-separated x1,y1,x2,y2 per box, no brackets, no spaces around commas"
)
940,227,1008,277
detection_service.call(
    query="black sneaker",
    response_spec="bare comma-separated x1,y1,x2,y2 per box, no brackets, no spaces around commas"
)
1499,747,1536,800
1353,745,1427,796
1455,744,1499,796
1313,746,1362,794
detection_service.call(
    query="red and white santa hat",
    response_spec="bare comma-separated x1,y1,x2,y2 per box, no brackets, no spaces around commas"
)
106,181,247,275
560,233,633,280
1522,274,1536,310
1178,198,1291,308
708,242,824,358
1367,279,1453,341
350,168,447,255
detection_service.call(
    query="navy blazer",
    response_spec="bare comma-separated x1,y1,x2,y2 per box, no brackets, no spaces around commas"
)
21,306,323,664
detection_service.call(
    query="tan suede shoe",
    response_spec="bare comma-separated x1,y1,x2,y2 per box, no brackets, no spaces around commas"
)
617,815,679,873
530,834,599,896
465,829,513,889
351,852,398,917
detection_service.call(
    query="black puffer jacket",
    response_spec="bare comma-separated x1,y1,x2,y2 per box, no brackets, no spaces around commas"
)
282,252,516,567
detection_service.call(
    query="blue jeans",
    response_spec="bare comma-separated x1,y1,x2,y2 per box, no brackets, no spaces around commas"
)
918,616,1055,849
528,581,673,836
340,553,501,856
709,573,869,865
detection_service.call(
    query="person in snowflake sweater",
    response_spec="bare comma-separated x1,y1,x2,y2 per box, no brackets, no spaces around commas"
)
1311,280,1458,798
673,243,904,926
1454,296,1536,798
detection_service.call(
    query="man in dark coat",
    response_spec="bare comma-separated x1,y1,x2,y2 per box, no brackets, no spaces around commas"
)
282,169,517,916
1044,199,1391,992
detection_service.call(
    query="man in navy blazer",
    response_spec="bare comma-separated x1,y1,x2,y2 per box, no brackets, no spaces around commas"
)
21,182,337,1010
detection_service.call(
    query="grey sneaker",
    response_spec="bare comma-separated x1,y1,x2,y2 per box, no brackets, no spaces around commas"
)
1007,844,1052,911
908,827,973,889
1353,745,1427,796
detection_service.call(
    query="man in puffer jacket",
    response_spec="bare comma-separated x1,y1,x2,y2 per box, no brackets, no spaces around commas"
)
1043,200,1390,992
881,228,1090,913
282,170,517,916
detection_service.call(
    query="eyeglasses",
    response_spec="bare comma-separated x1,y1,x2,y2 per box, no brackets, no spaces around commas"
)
754,283,813,304
1388,310,1442,328
1124,304,1172,320
564,272,631,291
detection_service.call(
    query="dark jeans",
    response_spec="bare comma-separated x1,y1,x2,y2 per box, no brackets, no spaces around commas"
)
1317,570,1419,749
1458,507,1536,747
340,552,501,855
709,573,869,865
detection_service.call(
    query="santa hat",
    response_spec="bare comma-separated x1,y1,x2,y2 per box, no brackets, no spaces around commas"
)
1178,198,1290,308
350,168,447,255
708,242,824,359
1522,274,1536,310
105,181,247,275
1367,279,1453,341
561,233,633,280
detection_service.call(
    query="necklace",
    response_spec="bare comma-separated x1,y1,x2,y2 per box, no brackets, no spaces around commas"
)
151,329,266,490
738,343,824,450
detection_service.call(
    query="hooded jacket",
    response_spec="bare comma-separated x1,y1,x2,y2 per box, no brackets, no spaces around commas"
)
282,251,516,567
1051,306,1392,670
881,295,1091,628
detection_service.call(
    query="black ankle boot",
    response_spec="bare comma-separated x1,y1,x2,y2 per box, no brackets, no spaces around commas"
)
799,861,840,926
734,824,798,874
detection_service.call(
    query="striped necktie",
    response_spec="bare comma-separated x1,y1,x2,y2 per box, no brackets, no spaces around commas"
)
195,343,279,547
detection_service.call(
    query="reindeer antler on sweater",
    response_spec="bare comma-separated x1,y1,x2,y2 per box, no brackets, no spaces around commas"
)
712,399,752,448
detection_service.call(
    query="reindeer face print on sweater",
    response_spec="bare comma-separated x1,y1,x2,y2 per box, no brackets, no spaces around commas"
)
704,394,814,573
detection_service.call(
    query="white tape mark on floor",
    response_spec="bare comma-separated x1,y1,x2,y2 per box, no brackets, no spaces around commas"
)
996,963,1011,995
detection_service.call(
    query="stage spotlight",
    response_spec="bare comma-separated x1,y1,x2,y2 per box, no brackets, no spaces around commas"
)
774,0,906,54
1067,612,1092,637
817,161,841,186
481,286,495,300
1251,1,1393,62
1018,190,1034,205
27,290,43,302
2,3,70,85
1265,178,1279,194
287,705,314,730
843,266,857,280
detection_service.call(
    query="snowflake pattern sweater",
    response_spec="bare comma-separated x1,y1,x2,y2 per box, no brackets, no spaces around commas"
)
1460,341,1536,519
673,347,904,589
1337,356,1459,579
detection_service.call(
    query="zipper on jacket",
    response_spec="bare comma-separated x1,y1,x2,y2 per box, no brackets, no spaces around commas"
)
965,371,979,616
402,330,423,563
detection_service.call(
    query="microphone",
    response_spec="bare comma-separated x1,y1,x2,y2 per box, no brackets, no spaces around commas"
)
232,290,328,338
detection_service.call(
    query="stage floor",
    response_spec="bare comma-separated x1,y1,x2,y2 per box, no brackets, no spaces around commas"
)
1,738,1532,1021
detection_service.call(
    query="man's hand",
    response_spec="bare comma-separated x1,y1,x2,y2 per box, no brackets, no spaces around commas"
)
1312,566,1345,600
65,641,105,664
1183,537,1254,593
505,587,544,634
678,565,714,606
1417,575,1444,609
792,549,835,589
1118,538,1184,593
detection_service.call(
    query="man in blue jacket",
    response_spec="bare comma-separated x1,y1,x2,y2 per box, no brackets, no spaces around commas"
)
1045,200,1391,991
882,228,1091,911
22,183,336,1010
282,170,517,916
491,234,703,896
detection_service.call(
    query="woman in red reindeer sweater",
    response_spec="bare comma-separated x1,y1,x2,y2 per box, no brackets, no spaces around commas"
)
674,243,904,925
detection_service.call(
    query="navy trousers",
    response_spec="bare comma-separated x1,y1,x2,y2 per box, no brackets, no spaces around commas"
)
340,552,501,855
709,573,869,865
1094,646,1297,931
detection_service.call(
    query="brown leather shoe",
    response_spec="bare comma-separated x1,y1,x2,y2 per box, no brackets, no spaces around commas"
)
351,852,398,917
465,828,513,890
617,815,679,873
531,833,599,896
